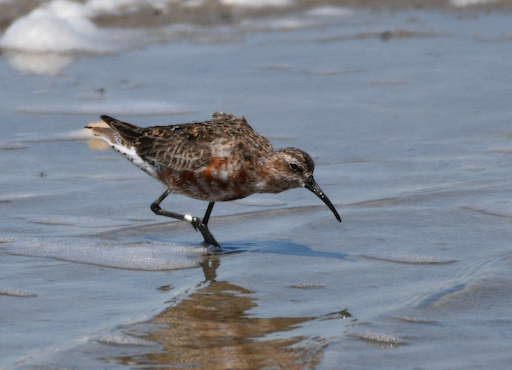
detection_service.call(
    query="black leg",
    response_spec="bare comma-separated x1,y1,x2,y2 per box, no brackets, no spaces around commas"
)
150,190,221,249
203,202,215,226
150,190,185,221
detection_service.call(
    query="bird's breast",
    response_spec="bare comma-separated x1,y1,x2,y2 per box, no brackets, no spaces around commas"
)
160,157,256,202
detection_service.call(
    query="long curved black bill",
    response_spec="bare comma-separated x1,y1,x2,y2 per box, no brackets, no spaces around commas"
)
304,176,342,222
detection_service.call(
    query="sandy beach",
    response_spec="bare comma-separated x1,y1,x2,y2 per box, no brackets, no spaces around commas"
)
1,1,512,369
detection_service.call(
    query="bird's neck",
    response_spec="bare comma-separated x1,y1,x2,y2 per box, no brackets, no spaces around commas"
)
254,151,297,194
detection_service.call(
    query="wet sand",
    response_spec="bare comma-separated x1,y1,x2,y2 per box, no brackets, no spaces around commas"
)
1,3,512,369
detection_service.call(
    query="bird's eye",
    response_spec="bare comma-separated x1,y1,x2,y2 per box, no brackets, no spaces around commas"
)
289,163,300,172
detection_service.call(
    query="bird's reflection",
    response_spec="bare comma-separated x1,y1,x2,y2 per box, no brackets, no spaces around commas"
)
106,255,351,369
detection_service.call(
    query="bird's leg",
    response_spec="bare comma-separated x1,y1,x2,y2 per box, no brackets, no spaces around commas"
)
150,190,185,221
150,191,221,249
202,202,215,226
188,215,221,249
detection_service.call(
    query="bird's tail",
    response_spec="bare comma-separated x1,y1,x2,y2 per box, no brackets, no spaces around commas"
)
85,115,141,146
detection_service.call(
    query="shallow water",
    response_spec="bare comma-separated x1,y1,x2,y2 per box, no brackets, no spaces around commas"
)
1,1,512,369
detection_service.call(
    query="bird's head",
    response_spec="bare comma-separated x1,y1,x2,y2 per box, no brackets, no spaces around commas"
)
259,148,341,222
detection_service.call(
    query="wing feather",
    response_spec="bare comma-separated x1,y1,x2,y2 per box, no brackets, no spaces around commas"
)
98,113,273,172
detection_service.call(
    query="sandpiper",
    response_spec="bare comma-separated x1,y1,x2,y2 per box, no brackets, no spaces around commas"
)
86,112,341,249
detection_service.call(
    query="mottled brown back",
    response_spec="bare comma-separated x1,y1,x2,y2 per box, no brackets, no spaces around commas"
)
100,112,274,172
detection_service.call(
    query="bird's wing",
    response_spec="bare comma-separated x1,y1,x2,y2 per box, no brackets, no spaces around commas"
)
102,113,272,172
137,123,214,171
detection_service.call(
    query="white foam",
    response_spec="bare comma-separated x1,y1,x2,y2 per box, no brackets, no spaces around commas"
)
348,330,404,345
391,316,438,324
220,0,293,8
0,0,207,58
241,17,316,31
0,0,108,53
0,237,207,270
17,100,192,116
0,288,37,297
95,332,156,346
361,253,458,264
450,0,500,6
86,0,176,14
465,200,512,218
0,0,204,55
0,0,344,75
305,7,353,18
87,0,151,13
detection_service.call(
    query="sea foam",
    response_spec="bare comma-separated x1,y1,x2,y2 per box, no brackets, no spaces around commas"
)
0,0,301,55
450,0,500,6
361,253,458,264
348,330,405,346
0,237,207,270
220,0,293,7
0,288,37,297
95,333,157,346
0,1,107,53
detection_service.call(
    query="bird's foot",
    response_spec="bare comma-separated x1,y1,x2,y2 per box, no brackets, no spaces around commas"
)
185,215,221,249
